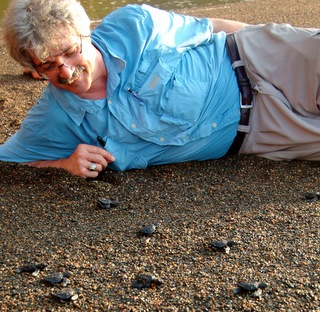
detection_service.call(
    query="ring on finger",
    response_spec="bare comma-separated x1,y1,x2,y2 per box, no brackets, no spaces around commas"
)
89,162,97,171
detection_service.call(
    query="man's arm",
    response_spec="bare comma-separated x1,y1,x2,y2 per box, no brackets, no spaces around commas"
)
25,144,115,178
209,18,248,33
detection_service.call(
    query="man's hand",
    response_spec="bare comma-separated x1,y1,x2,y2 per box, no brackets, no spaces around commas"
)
24,143,115,178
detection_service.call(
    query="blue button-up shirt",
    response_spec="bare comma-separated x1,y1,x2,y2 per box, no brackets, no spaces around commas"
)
0,4,240,171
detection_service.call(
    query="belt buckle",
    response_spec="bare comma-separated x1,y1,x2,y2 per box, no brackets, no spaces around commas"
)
239,93,253,109
241,102,253,109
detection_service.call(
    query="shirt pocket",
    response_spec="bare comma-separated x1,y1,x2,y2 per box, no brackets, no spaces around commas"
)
136,58,173,111
137,57,207,129
161,74,207,127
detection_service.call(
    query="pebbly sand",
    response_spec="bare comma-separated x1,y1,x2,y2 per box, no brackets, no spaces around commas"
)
0,0,320,310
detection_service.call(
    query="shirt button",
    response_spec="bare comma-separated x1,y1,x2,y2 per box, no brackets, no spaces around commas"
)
131,123,137,129
185,134,189,140
159,137,165,142
212,122,217,128
108,100,112,105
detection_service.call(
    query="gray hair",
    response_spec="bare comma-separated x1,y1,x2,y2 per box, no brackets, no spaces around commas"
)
2,0,91,70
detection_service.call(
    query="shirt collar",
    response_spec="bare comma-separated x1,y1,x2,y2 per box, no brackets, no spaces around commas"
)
50,84,107,126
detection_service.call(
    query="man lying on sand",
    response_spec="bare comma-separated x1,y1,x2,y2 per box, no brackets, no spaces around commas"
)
1,0,320,178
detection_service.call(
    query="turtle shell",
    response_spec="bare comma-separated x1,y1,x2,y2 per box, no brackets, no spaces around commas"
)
238,282,260,291
44,272,70,284
132,274,163,289
234,281,268,295
209,240,228,249
52,288,78,301
140,223,158,235
16,263,47,276
97,197,119,209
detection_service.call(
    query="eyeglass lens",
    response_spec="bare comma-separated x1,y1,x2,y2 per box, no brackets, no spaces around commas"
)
38,36,83,79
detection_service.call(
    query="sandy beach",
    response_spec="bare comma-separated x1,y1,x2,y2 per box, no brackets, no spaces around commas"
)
0,0,320,310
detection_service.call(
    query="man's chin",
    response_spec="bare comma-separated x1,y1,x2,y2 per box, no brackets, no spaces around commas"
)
57,79,91,96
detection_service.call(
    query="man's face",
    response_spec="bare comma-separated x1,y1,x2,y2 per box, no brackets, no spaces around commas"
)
32,35,96,95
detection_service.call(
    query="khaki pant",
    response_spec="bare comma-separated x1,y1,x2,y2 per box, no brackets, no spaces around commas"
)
234,23,320,160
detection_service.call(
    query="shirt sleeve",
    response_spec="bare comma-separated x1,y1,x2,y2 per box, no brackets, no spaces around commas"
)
0,122,75,163
138,4,214,50
93,4,214,61
0,130,43,163
0,87,77,163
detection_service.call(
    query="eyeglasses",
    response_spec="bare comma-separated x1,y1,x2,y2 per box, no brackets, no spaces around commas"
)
36,35,86,80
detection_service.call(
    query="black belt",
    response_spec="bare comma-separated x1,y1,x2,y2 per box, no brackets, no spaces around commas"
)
225,33,253,155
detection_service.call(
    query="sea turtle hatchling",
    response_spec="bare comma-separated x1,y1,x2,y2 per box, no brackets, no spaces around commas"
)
44,272,71,286
51,288,79,301
97,197,119,209
15,263,47,276
139,223,159,236
209,240,236,253
131,274,163,289
304,191,320,202
233,282,268,297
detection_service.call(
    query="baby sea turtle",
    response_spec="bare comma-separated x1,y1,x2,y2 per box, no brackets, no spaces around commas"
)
209,240,236,253
44,272,71,286
16,263,47,276
132,274,163,289
139,223,159,236
304,191,320,202
51,288,79,301
97,197,119,209
233,282,268,297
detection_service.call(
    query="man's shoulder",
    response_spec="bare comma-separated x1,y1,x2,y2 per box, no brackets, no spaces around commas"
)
23,85,69,127
95,4,148,29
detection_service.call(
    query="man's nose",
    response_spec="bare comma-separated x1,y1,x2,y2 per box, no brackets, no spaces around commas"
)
57,63,74,79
